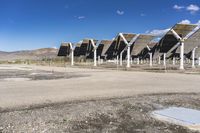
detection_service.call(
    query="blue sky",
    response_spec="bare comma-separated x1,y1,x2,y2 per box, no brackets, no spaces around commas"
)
0,0,200,51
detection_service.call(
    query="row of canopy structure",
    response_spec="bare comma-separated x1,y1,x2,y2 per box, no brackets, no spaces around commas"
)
58,23,200,70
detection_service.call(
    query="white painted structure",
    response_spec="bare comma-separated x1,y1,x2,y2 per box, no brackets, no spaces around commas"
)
146,45,153,67
149,53,153,67
192,47,198,68
98,56,101,65
137,58,140,65
163,53,166,66
198,57,200,66
158,56,161,65
118,33,139,68
173,57,175,65
171,29,186,70
91,40,101,67
120,51,123,66
68,43,74,66
116,56,119,65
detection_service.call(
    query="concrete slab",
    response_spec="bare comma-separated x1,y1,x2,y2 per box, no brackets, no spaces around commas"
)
152,107,200,131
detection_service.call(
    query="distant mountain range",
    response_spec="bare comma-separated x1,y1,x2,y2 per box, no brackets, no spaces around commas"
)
0,48,58,61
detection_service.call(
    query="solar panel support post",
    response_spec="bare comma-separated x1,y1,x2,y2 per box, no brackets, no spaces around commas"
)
120,52,123,66
192,47,197,68
69,43,74,66
137,57,140,65
119,33,130,67
98,56,101,65
94,48,97,66
119,33,140,68
101,59,103,64
198,57,200,66
180,40,184,70
171,29,182,40
119,33,129,45
140,59,143,64
192,49,195,68
171,29,185,70
90,39,98,67
158,56,161,65
163,53,166,66
149,53,153,67
127,45,131,68
173,57,175,65
116,55,119,65
71,49,74,66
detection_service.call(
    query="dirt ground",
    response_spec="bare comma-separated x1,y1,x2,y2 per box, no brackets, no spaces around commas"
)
1,64,200,132
1,93,200,133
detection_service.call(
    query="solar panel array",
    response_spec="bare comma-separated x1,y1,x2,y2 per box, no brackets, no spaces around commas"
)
58,23,200,61
57,43,71,56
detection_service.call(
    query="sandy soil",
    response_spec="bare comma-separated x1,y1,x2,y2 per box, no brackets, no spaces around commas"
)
0,66,200,109
0,64,200,110
1,64,200,132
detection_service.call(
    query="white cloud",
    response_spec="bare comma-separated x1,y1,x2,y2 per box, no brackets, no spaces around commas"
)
178,19,200,26
179,19,191,24
196,20,200,25
147,28,170,36
186,4,200,14
78,16,85,19
116,10,124,15
52,46,57,49
173,5,184,10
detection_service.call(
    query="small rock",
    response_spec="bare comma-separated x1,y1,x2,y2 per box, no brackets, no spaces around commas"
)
0,127,3,132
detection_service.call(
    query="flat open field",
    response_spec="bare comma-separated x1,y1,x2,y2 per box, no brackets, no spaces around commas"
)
0,64,200,132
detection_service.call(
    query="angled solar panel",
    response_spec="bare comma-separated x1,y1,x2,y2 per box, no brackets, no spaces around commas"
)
131,34,155,57
114,33,137,56
103,33,136,59
139,42,158,59
97,40,112,58
158,34,179,53
176,28,200,54
86,39,98,59
191,30,200,58
172,24,197,38
104,40,117,60
57,43,71,56
147,42,157,49
74,42,81,57
195,48,200,58
154,23,197,59
77,39,97,58
78,39,91,56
